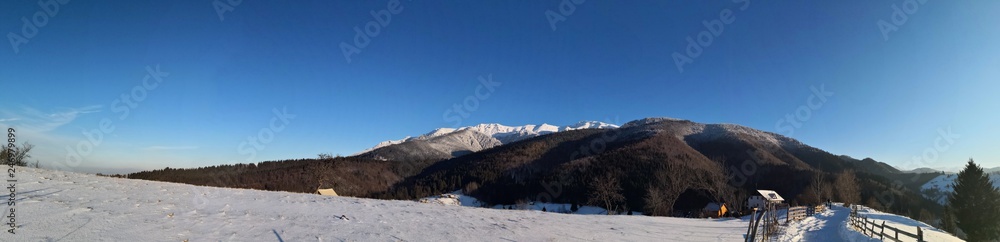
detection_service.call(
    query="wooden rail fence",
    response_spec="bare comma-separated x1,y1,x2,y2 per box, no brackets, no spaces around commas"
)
808,204,826,216
787,206,807,223
849,205,925,242
748,204,829,241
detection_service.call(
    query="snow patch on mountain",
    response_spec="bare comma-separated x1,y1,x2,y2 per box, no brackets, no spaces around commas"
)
564,121,619,130
357,121,619,155
364,137,413,153
920,172,1000,205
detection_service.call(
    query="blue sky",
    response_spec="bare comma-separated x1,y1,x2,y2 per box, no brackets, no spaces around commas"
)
1,0,998,173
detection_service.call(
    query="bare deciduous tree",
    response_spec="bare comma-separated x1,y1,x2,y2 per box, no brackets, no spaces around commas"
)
700,158,733,205
1,142,33,166
644,161,692,216
317,153,334,160
729,189,748,214
644,186,668,216
808,171,826,204
835,170,860,205
463,181,480,195
589,173,625,215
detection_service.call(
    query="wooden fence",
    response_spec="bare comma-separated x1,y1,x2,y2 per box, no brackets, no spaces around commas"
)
849,205,925,242
748,204,830,242
808,204,826,216
787,206,807,222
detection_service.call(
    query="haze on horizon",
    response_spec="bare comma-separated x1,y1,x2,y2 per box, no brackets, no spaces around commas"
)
1,0,998,174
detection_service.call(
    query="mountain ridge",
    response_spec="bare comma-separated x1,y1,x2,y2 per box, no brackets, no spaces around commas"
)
355,121,620,160
377,117,938,217
128,116,943,221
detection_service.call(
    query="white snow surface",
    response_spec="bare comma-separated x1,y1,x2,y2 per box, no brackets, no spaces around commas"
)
920,172,1000,204
13,167,754,241
419,191,639,215
356,121,619,154
779,204,961,242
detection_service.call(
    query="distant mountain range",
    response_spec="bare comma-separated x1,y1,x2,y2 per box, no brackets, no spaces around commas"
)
355,121,619,161
920,173,1000,205
128,117,948,219
903,167,948,174
899,166,1000,174
370,117,938,215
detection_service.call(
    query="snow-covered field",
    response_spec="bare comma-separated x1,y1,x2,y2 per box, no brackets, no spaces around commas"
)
8,167,749,241
779,204,962,242
849,206,962,242
419,192,635,215
7,167,964,241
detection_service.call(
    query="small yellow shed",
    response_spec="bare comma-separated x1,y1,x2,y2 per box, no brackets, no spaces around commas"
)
703,202,728,218
317,188,339,196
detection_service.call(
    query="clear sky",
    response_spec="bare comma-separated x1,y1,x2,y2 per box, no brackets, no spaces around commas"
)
2,0,998,173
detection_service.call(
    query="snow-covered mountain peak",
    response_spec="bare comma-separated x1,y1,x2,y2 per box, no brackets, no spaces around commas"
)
461,123,520,135
534,123,561,133
424,128,457,137
565,121,619,130
621,117,688,128
358,121,620,155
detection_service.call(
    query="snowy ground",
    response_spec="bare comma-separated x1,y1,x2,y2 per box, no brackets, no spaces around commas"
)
419,191,636,215
7,167,963,241
778,204,962,242
7,168,750,241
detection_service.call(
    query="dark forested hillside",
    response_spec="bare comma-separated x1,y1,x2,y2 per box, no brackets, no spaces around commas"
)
375,128,734,215
366,118,942,218
126,157,436,197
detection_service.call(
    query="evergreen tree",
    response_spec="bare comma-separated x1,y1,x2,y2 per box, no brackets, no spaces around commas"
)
542,207,547,212
948,159,1000,241
941,205,957,235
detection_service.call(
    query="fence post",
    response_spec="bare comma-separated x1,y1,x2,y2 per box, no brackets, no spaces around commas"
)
917,227,924,242
861,217,866,236
864,217,871,237
868,218,874,237
880,221,885,240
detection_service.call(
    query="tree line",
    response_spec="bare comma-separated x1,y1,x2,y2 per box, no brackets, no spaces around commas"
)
126,156,437,197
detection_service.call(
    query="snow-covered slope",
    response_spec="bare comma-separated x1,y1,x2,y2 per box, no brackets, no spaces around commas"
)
848,205,961,242
14,167,751,241
419,191,636,215
778,204,961,242
356,121,619,155
920,172,1000,204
